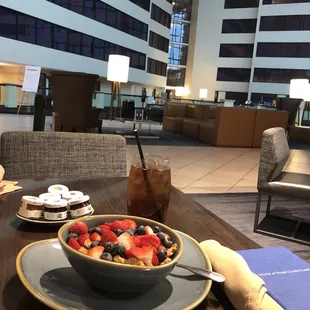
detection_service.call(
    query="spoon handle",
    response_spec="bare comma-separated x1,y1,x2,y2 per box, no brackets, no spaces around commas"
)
177,264,225,283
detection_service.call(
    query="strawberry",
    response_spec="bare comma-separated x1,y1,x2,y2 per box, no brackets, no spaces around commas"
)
90,232,101,242
88,246,104,259
100,227,118,243
117,232,135,250
99,224,111,231
145,226,154,235
68,221,88,235
110,219,137,231
78,233,91,248
104,222,113,228
126,246,154,266
152,253,159,266
68,237,81,251
138,235,161,248
133,236,142,247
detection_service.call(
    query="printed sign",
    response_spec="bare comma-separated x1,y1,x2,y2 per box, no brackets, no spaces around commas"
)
22,66,41,92
134,109,144,122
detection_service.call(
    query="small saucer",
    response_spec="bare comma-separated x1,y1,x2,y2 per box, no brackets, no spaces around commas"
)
16,207,94,225
16,231,212,310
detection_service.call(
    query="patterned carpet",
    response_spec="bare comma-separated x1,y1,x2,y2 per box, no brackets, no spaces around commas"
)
189,193,310,263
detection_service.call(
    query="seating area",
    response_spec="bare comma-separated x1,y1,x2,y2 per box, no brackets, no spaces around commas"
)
163,102,289,147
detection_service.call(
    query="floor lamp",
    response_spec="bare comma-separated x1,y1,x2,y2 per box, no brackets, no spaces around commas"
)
107,54,130,120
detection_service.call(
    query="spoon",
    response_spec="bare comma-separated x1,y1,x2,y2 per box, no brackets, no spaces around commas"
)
176,264,225,283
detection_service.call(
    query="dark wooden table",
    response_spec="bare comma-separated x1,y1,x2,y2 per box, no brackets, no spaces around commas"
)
0,177,259,310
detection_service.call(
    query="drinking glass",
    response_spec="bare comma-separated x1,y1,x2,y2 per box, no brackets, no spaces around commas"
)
127,154,171,223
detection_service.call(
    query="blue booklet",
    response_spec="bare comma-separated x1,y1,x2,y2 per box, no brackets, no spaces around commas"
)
238,247,310,310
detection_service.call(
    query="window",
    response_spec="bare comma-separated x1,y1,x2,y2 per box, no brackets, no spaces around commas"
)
257,42,310,58
260,15,310,31
168,44,188,66
170,21,190,43
217,68,251,82
172,0,192,21
263,0,310,4
225,0,259,8
37,20,52,48
151,4,171,28
222,19,257,33
225,92,248,101
0,6,17,40
253,68,310,83
48,0,148,41
0,5,146,70
219,44,254,57
147,58,167,77
17,14,36,44
149,31,169,53
167,66,186,86
251,93,279,103
129,0,150,11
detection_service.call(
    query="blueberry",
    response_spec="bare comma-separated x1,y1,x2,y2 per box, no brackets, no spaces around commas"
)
89,227,101,235
153,226,161,233
113,228,123,237
164,238,173,249
157,249,167,263
67,233,78,243
91,241,100,248
100,252,113,262
104,242,114,253
126,228,136,236
112,243,126,258
157,232,165,243
136,225,146,235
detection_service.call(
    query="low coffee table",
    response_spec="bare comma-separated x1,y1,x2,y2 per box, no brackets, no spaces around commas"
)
115,118,161,135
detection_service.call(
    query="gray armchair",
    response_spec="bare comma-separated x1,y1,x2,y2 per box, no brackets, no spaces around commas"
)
254,127,310,244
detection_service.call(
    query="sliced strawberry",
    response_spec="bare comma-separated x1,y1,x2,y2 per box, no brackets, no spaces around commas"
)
104,222,113,228
78,233,91,248
117,232,135,250
100,227,118,243
133,236,142,247
99,224,111,231
152,253,159,266
145,226,154,235
68,237,81,251
69,221,88,235
88,246,104,259
90,232,101,242
126,246,153,266
138,235,161,248
110,219,137,231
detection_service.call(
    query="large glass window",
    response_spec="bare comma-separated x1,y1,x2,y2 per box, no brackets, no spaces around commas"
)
170,21,190,43
54,26,68,51
168,44,188,66
37,20,53,48
219,44,254,57
263,0,310,4
48,0,148,41
82,34,93,58
225,0,259,8
217,68,251,82
151,4,171,28
167,66,186,86
17,14,36,44
68,30,81,55
149,31,169,53
0,6,17,40
253,68,310,83
257,42,310,58
260,15,310,31
222,19,257,33
129,0,150,11
225,91,248,101
172,0,192,21
147,58,167,77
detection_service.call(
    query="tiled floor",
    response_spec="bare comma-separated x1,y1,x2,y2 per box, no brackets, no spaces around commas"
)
0,114,309,194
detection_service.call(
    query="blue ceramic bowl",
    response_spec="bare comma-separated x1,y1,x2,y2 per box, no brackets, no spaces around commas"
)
58,215,183,294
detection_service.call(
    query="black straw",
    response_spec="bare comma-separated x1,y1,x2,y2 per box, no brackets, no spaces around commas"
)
134,129,162,222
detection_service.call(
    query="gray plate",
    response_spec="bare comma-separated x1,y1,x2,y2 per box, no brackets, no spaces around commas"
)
16,231,211,310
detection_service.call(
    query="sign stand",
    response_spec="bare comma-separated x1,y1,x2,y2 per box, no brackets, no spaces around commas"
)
17,66,41,114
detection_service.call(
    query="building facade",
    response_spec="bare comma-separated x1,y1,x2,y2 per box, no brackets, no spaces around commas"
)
185,0,310,102
0,0,172,101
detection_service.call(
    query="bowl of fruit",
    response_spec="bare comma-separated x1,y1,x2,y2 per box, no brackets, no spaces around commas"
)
58,214,183,294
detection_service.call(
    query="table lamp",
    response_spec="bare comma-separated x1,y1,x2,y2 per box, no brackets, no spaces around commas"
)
175,87,185,98
289,79,309,100
107,54,130,119
199,89,208,101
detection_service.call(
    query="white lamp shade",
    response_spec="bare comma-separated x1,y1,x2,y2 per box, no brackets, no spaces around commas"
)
107,55,130,83
304,83,310,102
289,79,309,99
199,89,208,99
175,87,185,97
